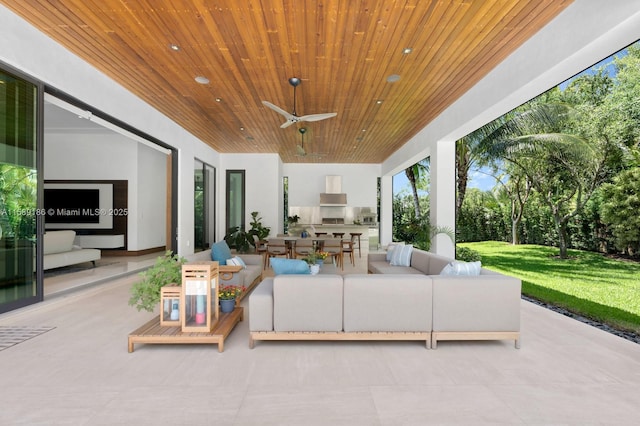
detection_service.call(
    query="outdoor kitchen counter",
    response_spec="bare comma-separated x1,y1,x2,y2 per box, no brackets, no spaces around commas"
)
290,224,374,250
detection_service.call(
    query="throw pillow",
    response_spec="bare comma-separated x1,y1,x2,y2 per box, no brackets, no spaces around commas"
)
390,244,413,266
440,261,482,276
386,242,405,262
227,256,247,269
439,263,455,275
270,258,310,275
211,240,232,266
453,260,482,275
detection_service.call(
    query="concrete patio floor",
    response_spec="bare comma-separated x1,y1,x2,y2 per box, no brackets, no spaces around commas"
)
1,251,639,425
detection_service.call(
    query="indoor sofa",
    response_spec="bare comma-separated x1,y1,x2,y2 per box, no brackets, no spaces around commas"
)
43,230,101,270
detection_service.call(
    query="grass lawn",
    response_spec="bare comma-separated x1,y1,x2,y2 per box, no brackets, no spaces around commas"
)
458,241,640,334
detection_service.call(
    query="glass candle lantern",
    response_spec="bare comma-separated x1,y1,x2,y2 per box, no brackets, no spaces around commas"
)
160,284,182,326
180,261,219,332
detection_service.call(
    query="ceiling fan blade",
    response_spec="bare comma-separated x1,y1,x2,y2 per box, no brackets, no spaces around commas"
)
296,144,306,156
262,101,294,119
298,112,338,122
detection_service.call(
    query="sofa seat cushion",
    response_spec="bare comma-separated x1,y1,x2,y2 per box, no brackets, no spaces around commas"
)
368,261,423,275
273,275,343,332
43,248,101,270
343,274,432,332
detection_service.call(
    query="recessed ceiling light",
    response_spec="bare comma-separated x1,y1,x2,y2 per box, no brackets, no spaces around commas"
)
376,100,383,104
240,127,245,131
215,97,222,102
169,44,180,51
402,47,413,54
386,74,401,83
195,76,210,84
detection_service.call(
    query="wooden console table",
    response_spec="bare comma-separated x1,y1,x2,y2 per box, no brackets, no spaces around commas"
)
128,307,243,353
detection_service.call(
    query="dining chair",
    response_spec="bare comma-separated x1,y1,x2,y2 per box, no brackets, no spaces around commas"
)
265,238,289,269
342,234,356,267
322,237,343,270
293,238,314,259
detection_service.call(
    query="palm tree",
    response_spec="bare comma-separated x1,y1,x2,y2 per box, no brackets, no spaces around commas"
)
404,159,429,218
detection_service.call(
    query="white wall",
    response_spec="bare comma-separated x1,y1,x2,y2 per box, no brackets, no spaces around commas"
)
43,132,167,251
219,154,283,239
283,163,380,208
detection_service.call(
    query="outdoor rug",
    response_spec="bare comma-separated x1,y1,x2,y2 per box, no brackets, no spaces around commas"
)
0,326,56,351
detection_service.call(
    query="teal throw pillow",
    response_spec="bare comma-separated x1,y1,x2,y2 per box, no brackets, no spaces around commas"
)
270,258,310,275
211,240,232,266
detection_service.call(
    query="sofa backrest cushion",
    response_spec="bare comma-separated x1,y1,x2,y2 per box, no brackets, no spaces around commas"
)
270,258,310,275
343,274,433,332
424,252,453,275
273,275,343,332
43,230,76,255
211,240,232,265
408,249,431,274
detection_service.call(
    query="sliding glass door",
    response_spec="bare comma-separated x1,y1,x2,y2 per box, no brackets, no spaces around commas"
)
225,170,245,234
0,68,40,313
194,159,215,251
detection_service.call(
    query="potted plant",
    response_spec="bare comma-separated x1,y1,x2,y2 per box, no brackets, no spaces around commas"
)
128,251,186,312
302,250,329,275
218,284,246,313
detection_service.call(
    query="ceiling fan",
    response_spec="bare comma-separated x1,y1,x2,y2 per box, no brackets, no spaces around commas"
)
295,127,327,159
262,77,337,128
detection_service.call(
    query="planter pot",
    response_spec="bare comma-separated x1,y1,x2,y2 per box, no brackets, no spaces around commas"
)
309,264,320,275
220,298,236,313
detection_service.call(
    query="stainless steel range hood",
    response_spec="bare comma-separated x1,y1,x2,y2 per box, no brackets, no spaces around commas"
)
320,175,347,206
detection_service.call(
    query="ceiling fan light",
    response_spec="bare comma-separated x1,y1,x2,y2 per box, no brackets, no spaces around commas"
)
386,74,401,83
195,76,210,84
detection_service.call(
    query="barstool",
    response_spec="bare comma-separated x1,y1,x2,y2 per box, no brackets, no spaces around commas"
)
350,232,363,257
332,232,345,239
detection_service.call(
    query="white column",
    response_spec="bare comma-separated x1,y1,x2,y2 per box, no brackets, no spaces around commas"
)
430,140,456,258
379,175,393,248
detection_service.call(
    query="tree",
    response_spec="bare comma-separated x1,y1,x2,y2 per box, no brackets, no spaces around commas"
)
600,168,640,256
479,98,611,258
403,159,429,218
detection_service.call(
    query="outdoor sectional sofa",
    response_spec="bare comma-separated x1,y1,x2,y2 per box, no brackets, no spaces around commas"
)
249,247,521,349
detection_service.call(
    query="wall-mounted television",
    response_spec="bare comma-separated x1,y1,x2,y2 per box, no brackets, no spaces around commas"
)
44,183,114,229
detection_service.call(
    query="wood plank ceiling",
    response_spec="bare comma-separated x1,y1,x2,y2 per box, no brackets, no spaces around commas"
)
3,0,572,163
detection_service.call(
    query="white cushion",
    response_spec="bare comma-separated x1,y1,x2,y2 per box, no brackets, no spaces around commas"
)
227,256,247,269
386,242,404,262
390,244,413,267
440,261,482,276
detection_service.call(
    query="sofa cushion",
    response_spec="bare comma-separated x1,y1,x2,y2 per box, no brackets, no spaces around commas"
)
368,261,423,275
273,275,343,332
211,241,232,265
390,244,413,266
43,230,76,255
270,258,310,275
441,261,482,276
386,242,404,261
227,256,246,268
344,274,432,332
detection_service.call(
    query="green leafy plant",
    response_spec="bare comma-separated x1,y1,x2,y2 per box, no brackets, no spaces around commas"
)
248,211,271,240
224,226,252,253
128,251,186,312
456,246,482,262
218,284,246,300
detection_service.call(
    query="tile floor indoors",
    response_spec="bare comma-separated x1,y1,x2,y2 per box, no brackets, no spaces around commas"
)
1,246,640,425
